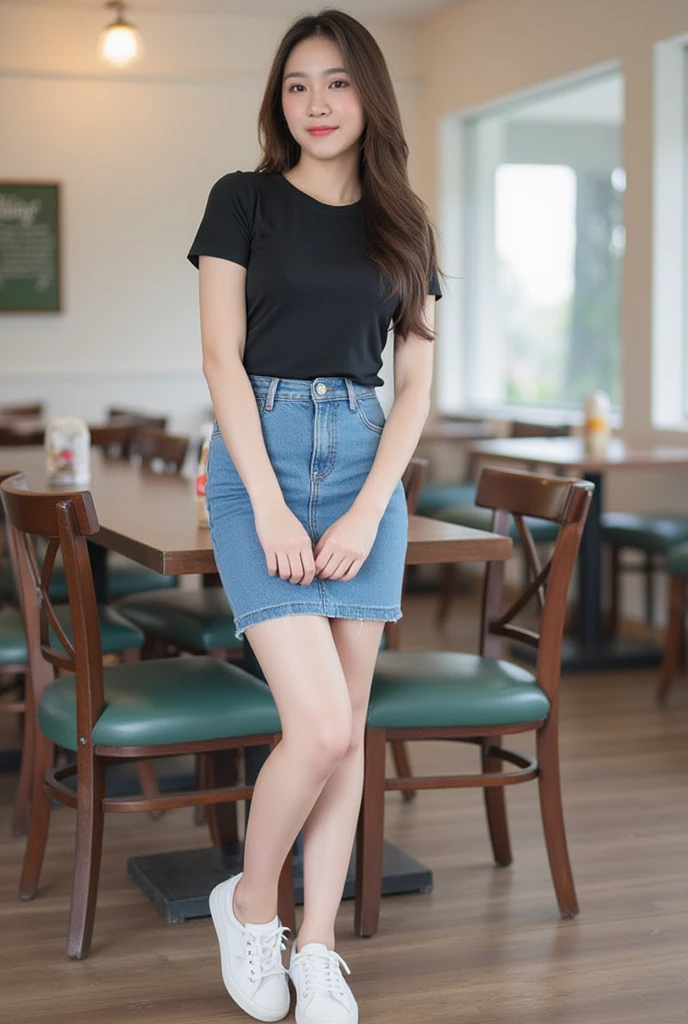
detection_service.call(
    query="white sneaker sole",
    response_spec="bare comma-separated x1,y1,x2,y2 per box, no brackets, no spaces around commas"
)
209,882,290,1023
294,1000,359,1024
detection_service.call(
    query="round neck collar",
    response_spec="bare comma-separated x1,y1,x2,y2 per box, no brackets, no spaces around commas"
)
276,172,362,216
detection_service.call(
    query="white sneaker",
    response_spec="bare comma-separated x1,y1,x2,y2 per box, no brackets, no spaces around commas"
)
289,941,359,1024
209,872,291,1022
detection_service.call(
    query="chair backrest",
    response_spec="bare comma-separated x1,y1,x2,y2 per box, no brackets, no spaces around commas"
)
89,423,140,460
402,457,429,515
107,407,168,430
475,466,593,709
383,457,429,649
0,474,105,738
134,427,189,475
510,421,570,439
0,402,43,419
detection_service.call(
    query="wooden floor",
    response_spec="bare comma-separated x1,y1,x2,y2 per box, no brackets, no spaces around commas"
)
1,590,687,1024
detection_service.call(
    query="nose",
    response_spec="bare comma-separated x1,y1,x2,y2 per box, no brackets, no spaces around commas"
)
307,86,331,117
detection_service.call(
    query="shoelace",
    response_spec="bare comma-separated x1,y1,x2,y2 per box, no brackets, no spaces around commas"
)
296,948,351,1003
241,924,290,983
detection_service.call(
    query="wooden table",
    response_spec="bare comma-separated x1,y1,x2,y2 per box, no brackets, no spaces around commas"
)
2,446,513,922
469,436,688,671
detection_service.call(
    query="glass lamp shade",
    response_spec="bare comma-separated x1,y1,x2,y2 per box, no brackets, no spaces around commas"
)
98,22,144,68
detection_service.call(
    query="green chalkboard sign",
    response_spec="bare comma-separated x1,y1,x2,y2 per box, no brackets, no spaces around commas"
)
0,181,61,312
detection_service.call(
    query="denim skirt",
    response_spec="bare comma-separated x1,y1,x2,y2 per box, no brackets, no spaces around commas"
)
206,374,408,640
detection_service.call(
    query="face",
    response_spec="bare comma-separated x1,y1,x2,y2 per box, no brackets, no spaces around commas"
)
281,36,366,158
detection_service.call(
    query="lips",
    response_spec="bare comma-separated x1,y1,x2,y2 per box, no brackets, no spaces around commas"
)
307,127,337,136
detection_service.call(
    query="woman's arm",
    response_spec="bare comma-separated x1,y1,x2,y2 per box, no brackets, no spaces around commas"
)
199,255,316,584
313,296,435,581
351,295,435,519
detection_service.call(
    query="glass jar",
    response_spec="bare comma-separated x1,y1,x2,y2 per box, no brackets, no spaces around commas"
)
44,416,91,486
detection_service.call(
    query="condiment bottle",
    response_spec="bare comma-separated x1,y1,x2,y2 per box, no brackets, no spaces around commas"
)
196,423,213,527
45,416,91,486
583,390,611,456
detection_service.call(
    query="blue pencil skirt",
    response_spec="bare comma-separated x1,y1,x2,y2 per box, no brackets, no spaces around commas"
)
205,374,408,640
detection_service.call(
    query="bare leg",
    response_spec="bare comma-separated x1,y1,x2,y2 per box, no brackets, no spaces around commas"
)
297,618,385,951
232,614,353,926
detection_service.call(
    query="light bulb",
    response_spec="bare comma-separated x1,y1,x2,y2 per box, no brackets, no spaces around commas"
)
97,3,144,68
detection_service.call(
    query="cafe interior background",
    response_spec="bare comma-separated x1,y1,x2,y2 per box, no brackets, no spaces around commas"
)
0,0,687,1017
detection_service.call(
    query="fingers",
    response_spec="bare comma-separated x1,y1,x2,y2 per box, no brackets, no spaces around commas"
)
270,547,316,585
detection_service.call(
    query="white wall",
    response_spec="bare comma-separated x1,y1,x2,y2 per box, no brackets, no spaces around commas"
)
0,4,425,431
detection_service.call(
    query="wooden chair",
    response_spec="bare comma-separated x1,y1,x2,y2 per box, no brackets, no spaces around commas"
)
0,403,44,419
655,540,688,702
107,408,168,460
434,421,571,625
0,472,294,959
133,426,189,474
355,466,593,937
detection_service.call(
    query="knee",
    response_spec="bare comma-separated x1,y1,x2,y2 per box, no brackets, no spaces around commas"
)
302,720,353,777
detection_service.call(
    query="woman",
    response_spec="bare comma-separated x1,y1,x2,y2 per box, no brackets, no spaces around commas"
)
187,9,442,1023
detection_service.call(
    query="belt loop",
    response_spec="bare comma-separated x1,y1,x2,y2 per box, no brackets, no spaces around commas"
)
265,377,279,411
345,378,358,411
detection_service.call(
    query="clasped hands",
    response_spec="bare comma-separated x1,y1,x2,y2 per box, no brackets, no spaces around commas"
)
253,500,379,585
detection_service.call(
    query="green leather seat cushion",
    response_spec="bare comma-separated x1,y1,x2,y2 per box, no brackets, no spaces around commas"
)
666,540,688,576
115,588,242,651
0,607,27,665
0,551,177,603
601,512,688,554
39,656,281,750
368,651,550,728
0,556,69,603
107,553,179,599
436,503,560,544
51,605,144,655
416,483,477,518
0,604,142,666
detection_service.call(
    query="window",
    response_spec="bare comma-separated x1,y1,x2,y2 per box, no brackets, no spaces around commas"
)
460,71,625,411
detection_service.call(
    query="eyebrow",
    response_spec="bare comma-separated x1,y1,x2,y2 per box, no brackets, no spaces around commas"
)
283,67,349,81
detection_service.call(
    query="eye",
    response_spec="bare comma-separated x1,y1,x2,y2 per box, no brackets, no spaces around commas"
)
331,80,349,89
287,84,305,93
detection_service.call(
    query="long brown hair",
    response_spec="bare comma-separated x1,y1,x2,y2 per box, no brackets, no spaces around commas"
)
254,8,443,343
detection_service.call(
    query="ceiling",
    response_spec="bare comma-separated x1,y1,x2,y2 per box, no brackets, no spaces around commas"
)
0,0,459,20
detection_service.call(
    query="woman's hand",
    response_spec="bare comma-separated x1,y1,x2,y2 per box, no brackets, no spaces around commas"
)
253,502,316,585
313,508,381,582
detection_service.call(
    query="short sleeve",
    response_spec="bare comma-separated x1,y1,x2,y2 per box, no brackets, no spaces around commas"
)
187,171,253,270
428,264,442,301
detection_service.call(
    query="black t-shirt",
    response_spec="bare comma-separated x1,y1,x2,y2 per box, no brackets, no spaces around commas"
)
187,170,442,388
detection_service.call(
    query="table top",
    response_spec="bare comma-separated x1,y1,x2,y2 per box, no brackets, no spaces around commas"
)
469,436,688,473
1,447,512,575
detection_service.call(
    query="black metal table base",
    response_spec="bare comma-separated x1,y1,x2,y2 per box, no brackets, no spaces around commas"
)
127,841,433,925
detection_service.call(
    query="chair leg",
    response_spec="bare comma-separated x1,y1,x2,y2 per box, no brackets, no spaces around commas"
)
608,545,620,637
206,750,240,847
354,728,386,938
481,738,512,866
66,754,106,960
389,741,416,801
536,720,578,919
657,575,687,703
644,552,655,630
436,564,458,626
11,673,32,837
18,728,55,900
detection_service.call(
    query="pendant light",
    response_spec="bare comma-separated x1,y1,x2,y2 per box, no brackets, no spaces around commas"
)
98,1,145,68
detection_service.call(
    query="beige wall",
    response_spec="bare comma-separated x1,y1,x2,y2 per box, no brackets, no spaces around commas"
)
0,4,423,428
420,0,688,521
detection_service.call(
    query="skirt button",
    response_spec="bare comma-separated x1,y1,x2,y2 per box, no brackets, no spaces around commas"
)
315,382,327,395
